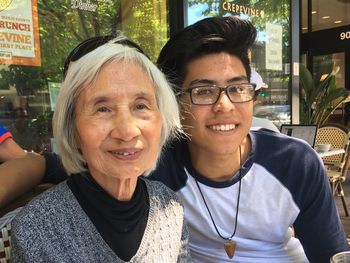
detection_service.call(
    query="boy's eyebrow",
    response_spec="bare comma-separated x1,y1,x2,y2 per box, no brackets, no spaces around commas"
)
188,75,248,86
188,79,215,86
227,75,248,83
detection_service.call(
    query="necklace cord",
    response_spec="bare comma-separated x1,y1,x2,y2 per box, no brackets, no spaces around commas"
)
195,146,242,241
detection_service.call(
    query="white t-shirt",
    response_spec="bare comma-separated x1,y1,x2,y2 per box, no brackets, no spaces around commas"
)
251,116,279,132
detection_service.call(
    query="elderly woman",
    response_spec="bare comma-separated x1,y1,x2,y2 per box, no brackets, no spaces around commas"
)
11,36,190,262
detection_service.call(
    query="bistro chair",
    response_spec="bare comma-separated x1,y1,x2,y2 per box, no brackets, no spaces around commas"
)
0,208,21,263
0,223,11,263
328,150,350,217
0,183,54,218
0,183,54,262
315,124,350,217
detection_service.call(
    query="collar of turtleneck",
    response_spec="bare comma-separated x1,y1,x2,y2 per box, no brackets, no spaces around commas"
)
67,172,149,261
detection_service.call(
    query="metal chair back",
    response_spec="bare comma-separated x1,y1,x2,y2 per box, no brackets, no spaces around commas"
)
316,124,350,216
315,124,349,167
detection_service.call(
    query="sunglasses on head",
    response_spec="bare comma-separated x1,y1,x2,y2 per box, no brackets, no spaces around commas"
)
63,35,147,79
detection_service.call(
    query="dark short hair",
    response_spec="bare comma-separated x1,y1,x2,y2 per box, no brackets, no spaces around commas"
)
157,16,257,88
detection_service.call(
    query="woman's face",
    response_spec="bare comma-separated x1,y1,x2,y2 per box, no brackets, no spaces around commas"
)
75,60,162,182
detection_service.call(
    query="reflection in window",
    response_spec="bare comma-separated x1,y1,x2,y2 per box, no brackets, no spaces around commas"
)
301,0,308,33
313,53,345,88
311,0,350,31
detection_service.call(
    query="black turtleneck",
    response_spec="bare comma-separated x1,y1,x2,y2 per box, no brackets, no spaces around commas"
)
67,173,149,261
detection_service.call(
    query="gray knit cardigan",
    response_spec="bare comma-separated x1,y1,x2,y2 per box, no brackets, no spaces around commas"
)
11,178,191,262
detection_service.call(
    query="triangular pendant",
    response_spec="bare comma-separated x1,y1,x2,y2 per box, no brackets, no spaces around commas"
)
224,240,236,259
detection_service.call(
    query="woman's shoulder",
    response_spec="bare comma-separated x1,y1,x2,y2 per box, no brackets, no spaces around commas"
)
12,182,72,230
142,179,185,234
143,178,183,204
24,182,69,207
143,178,175,193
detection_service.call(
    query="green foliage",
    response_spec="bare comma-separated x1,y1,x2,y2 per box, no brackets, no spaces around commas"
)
121,0,168,62
29,110,54,136
0,66,46,95
1,0,168,93
300,64,350,125
37,0,123,83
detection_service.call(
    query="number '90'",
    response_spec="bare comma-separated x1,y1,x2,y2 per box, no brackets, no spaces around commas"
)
340,31,350,40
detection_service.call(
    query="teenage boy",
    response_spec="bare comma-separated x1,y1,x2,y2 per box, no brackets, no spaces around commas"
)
1,17,348,262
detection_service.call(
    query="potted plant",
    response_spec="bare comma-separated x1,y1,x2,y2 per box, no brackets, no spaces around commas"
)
300,63,350,125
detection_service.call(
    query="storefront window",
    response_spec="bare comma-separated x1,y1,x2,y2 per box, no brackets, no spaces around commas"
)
0,0,168,153
186,0,291,128
301,0,308,33
313,52,346,109
312,0,350,32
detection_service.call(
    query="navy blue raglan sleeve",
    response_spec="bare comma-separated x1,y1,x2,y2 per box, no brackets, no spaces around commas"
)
148,138,189,192
292,150,349,262
41,152,68,184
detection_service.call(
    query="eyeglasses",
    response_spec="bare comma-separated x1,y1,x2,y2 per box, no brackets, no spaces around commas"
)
63,35,146,79
181,83,256,105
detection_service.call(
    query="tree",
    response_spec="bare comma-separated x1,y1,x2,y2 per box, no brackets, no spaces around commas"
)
1,0,168,87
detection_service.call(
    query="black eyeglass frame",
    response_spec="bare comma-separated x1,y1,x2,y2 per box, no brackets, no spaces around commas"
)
62,35,146,79
179,83,257,105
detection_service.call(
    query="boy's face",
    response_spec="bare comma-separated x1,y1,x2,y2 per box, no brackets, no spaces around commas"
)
180,52,253,157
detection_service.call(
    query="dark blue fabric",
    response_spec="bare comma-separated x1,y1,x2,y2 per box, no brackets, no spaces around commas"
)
148,138,189,191
0,123,11,143
250,129,350,262
0,124,9,136
43,153,67,184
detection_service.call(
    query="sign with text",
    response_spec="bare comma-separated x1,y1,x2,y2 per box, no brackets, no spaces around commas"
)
222,2,265,18
301,25,350,52
0,0,41,66
70,0,113,12
265,23,282,71
340,30,350,40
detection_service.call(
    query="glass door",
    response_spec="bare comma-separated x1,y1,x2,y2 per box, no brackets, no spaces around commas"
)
312,52,346,124
312,52,345,90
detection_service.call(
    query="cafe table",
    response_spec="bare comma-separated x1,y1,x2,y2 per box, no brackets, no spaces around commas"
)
316,148,345,158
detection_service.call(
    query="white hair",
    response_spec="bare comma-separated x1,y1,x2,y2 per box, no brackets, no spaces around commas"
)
53,36,182,175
